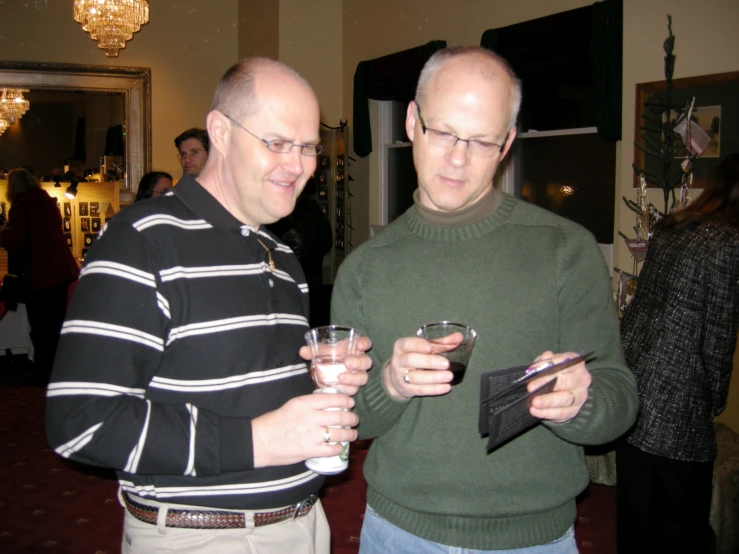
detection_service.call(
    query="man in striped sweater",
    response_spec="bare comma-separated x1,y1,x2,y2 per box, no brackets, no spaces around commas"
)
46,58,371,554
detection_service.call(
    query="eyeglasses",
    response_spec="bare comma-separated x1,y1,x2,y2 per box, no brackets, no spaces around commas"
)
177,148,206,161
416,106,506,156
223,113,324,156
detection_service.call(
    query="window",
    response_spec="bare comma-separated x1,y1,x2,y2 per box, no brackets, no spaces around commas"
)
500,127,616,271
373,99,417,226
374,103,616,273
504,128,616,242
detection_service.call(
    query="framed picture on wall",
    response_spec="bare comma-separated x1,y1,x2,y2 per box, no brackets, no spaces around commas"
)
84,233,96,247
80,218,90,232
79,202,89,216
634,71,739,187
90,202,99,215
63,217,71,231
64,202,72,216
64,233,73,247
91,218,101,232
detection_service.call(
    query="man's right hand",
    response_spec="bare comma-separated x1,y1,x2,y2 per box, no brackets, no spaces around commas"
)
252,392,359,468
383,335,461,401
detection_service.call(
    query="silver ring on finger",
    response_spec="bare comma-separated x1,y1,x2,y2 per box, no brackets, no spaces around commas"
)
323,426,332,444
403,369,411,384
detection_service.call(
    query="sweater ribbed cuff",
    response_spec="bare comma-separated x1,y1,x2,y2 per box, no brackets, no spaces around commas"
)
543,370,638,445
355,361,412,440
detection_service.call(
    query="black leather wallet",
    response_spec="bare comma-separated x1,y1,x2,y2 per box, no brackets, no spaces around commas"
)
478,351,594,452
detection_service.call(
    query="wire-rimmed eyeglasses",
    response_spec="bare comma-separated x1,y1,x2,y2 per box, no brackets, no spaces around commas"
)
416,106,507,156
223,113,324,156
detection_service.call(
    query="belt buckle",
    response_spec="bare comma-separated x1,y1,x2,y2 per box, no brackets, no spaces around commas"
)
292,494,318,519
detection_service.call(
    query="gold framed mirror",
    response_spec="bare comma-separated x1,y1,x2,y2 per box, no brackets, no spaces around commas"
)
0,61,151,198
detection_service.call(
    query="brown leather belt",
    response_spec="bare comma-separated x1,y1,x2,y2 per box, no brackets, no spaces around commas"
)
123,492,318,529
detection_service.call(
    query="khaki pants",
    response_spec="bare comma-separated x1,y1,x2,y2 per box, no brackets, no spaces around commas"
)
120,494,330,554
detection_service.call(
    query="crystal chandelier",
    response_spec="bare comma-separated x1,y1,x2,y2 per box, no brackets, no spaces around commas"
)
73,0,150,58
0,117,9,136
0,88,30,125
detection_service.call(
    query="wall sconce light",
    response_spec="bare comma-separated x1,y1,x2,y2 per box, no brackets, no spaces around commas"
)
65,181,79,199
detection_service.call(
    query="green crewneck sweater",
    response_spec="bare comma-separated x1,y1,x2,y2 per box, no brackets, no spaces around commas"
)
331,189,638,550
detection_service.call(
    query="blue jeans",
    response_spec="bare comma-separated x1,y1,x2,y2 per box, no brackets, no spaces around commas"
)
359,505,578,554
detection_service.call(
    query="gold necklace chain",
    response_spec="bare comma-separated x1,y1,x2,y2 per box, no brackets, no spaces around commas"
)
256,238,275,272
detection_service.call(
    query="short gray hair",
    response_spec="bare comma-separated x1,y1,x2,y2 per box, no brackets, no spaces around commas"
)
415,46,522,132
210,57,312,121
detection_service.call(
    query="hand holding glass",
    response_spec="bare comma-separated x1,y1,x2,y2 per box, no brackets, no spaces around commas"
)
304,325,361,389
416,321,477,386
303,325,360,475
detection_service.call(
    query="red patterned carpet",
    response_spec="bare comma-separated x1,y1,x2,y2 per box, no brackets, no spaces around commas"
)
0,369,615,554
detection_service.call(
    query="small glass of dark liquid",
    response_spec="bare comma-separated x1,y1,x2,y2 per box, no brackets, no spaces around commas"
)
416,322,477,386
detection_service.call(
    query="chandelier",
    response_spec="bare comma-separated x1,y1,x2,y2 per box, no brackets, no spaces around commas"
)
0,117,9,136
0,88,30,125
73,0,150,58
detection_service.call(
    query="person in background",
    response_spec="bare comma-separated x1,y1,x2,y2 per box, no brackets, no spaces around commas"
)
134,171,173,202
617,153,739,554
174,127,210,176
331,46,638,553
267,176,332,327
21,164,37,178
46,57,371,554
0,168,79,386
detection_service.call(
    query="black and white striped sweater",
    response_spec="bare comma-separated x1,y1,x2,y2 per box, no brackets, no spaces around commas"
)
46,176,323,510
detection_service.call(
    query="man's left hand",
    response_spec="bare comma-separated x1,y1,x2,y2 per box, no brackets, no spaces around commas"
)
526,350,592,423
299,335,373,395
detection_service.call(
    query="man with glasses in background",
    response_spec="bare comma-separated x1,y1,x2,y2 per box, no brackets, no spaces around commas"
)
46,57,372,554
175,127,210,176
331,46,638,553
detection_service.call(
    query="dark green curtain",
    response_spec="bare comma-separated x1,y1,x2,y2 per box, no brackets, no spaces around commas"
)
481,0,622,141
352,40,446,158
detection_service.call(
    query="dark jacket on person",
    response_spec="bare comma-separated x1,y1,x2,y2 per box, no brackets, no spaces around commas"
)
267,195,332,324
620,217,739,462
0,187,80,291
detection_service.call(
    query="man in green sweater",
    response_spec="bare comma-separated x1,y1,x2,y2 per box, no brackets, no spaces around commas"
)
331,46,638,553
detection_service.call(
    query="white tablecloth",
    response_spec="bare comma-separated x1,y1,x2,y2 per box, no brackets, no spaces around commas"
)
0,303,33,356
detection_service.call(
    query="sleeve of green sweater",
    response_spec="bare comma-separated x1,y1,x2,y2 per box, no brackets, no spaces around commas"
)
331,251,412,439
542,225,639,445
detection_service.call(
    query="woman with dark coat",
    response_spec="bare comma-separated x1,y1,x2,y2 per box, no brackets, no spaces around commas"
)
617,153,739,553
0,168,80,385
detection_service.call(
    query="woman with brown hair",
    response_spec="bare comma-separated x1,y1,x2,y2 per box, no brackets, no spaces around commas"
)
0,168,79,386
617,152,739,553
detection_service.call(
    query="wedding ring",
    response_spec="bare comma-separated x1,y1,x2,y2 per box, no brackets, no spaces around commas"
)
323,427,332,444
403,370,411,384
